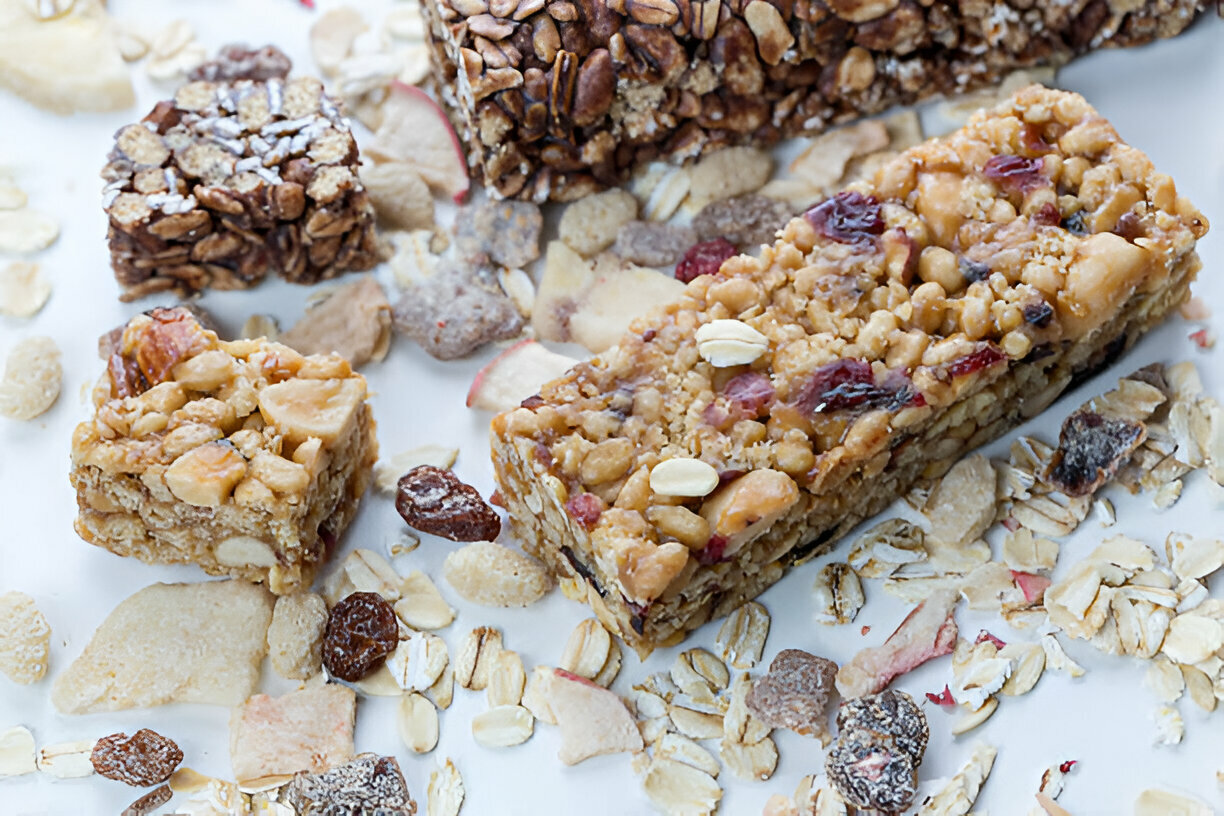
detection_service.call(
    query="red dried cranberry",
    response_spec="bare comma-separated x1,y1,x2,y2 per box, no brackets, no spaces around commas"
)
565,493,604,530
945,345,1006,378
697,534,728,565
1060,760,1078,774
1032,202,1061,227
520,394,545,409
924,685,955,707
722,371,775,418
974,630,1006,649
1011,571,1051,604
1021,123,1054,155
804,192,884,245
796,359,919,414
675,238,737,283
982,155,1049,195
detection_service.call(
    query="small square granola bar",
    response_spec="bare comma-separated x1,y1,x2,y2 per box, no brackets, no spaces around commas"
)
70,307,378,594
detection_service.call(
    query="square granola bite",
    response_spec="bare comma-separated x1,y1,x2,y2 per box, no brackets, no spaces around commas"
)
102,61,379,301
70,307,378,594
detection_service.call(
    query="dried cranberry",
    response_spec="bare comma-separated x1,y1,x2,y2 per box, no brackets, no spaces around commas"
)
520,394,544,409
1113,211,1143,241
395,465,501,541
1060,760,1078,774
717,469,746,486
1032,202,1061,227
959,258,990,283
565,493,604,531
696,534,728,565
675,238,737,283
924,685,955,707
945,345,1006,379
1021,123,1054,155
91,730,183,787
982,155,1049,195
796,359,918,414
974,630,1006,649
804,192,885,245
322,592,400,682
1011,571,1052,604
1061,210,1089,235
721,371,775,418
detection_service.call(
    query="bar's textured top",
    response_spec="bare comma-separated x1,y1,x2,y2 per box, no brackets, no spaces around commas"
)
422,0,1206,200
491,86,1207,653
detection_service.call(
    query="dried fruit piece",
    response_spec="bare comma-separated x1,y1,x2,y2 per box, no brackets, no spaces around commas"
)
443,541,552,607
230,684,356,783
392,257,523,360
322,591,400,682
614,221,699,267
746,649,837,738
1046,410,1146,496
836,588,959,698
282,754,416,815
550,669,643,765
693,195,794,249
370,81,469,203
0,336,61,420
267,592,327,681
0,726,36,777
279,276,393,368
427,759,464,816
0,591,50,685
91,729,183,786
396,465,501,542
466,339,578,413
675,237,737,283
805,192,883,245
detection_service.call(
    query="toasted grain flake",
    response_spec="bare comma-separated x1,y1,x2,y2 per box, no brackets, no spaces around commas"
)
716,601,769,669
1168,534,1224,581
592,638,623,687
37,740,96,778
999,642,1045,696
498,267,535,317
0,336,62,421
847,518,926,578
789,120,890,192
916,742,996,815
394,571,456,630
1180,664,1216,712
426,758,464,816
487,650,526,707
671,648,728,707
686,146,772,211
642,166,692,222
669,704,724,740
721,735,778,782
1153,704,1184,745
1162,615,1224,665
643,757,723,816
1011,492,1091,537
472,704,534,748
444,541,552,607
387,630,449,692
1001,528,1060,573
397,692,439,754
241,313,280,340
1134,789,1212,816
924,455,996,549
0,210,59,253
560,618,613,680
454,627,503,691
724,672,771,746
374,447,460,493
558,188,638,256
955,657,1011,712
0,261,51,318
0,591,51,685
341,548,404,601
813,563,865,625
426,662,455,710
657,733,721,779
0,726,36,777
1040,635,1085,678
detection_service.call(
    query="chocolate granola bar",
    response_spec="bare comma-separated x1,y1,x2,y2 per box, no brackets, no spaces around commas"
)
422,0,1206,200
70,307,378,595
102,61,379,300
490,86,1208,655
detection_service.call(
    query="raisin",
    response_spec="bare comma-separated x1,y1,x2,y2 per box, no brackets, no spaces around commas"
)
189,44,293,82
1022,300,1055,328
982,154,1049,195
695,534,728,565
565,493,605,531
322,592,400,682
1032,202,1061,227
1061,210,1089,235
395,465,501,542
796,359,919,414
746,649,838,737
1045,410,1145,497
675,238,737,283
721,371,775,418
1113,211,1144,241
91,729,183,787
804,192,884,246
959,258,990,283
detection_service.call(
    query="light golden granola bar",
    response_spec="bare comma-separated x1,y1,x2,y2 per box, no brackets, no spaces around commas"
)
491,86,1208,655
70,307,378,594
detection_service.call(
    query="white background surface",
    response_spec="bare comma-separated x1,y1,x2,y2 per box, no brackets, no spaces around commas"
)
1,3,1222,814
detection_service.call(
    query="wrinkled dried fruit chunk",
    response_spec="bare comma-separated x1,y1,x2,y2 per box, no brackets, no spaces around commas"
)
675,237,736,283
0,591,51,684
796,358,918,415
805,192,884,245
391,258,523,360
982,154,1048,195
91,729,183,787
825,727,918,812
693,194,793,249
746,649,837,738
282,753,416,815
454,199,543,269
396,465,501,542
322,591,400,682
1046,410,1146,496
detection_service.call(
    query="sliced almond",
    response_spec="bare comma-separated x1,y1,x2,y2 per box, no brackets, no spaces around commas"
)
1181,664,1216,712
472,704,534,748
394,571,456,630
642,757,723,816
454,627,503,690
0,726,36,776
716,601,770,670
720,736,778,782
486,649,526,707
397,692,439,754
560,618,613,680
37,740,95,778
999,642,1045,696
426,758,465,816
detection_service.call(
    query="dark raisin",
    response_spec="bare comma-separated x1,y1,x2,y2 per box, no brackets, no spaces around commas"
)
1022,300,1055,328
395,465,501,541
721,371,775,418
675,238,737,283
695,534,728,565
796,359,918,414
1061,210,1089,235
322,592,400,682
1045,410,1145,497
520,394,545,409
945,345,1006,378
1032,202,1061,226
91,729,183,787
982,154,1049,195
565,493,605,530
804,192,885,245
959,258,990,283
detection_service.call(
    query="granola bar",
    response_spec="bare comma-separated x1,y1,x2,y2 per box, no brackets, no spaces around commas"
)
102,69,379,300
422,0,1207,200
69,307,378,595
490,86,1208,655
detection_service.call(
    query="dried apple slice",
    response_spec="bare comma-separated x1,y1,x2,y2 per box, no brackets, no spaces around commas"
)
466,340,579,413
368,81,469,204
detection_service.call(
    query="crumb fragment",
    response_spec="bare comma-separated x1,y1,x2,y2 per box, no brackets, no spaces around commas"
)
279,276,392,367
0,591,51,685
443,541,552,607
